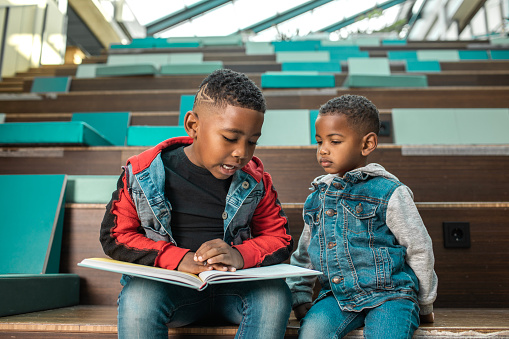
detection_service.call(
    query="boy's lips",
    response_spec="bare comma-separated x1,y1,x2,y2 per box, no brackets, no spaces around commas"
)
319,158,333,167
220,163,239,174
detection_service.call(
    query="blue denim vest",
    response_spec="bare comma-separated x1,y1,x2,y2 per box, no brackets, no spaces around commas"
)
305,171,419,312
124,153,264,247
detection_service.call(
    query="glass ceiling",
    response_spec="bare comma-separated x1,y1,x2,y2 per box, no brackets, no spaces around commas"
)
124,0,407,41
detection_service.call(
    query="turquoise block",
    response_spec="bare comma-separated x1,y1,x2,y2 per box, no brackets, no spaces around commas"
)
160,61,223,75
0,175,67,274
348,58,391,76
75,64,99,78
272,40,321,52
200,35,243,46
490,50,509,59
406,60,441,72
179,95,195,125
329,51,369,61
0,274,80,316
343,74,427,88
72,112,131,146
318,45,360,52
168,53,204,63
31,76,71,93
310,110,319,145
127,126,188,146
382,39,407,45
458,50,489,60
154,41,200,48
417,50,459,61
96,64,158,77
261,73,335,88
387,51,418,60
0,122,113,146
276,51,330,63
66,175,118,204
258,110,311,146
282,62,342,72
245,41,274,55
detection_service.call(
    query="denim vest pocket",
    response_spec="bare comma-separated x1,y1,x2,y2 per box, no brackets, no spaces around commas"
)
341,199,378,235
304,207,321,229
375,247,394,289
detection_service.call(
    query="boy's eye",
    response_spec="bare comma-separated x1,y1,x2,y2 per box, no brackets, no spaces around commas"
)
223,136,236,143
248,140,258,146
331,140,342,144
316,140,322,145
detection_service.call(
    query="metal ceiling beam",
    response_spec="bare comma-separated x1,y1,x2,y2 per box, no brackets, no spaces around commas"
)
406,0,429,36
318,0,407,33
238,0,336,34
146,0,232,36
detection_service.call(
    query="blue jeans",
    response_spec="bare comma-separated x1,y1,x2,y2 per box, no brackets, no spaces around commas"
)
299,295,420,339
117,275,292,339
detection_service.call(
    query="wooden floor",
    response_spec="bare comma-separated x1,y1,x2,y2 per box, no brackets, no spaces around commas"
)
0,306,508,338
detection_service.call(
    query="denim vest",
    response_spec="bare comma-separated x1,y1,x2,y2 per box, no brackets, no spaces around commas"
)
305,171,419,312
125,153,264,247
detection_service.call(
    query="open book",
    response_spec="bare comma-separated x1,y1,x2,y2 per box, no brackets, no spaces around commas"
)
79,258,321,291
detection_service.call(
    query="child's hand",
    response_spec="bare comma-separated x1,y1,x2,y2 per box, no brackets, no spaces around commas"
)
420,312,435,323
293,302,312,320
194,239,244,272
177,252,215,274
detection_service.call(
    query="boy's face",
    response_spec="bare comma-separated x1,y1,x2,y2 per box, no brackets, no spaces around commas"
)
185,105,264,180
315,114,367,177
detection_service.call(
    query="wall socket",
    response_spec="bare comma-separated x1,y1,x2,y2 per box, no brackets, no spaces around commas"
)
443,222,471,248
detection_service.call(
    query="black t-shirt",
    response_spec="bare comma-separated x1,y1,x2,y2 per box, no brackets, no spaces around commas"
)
161,146,232,252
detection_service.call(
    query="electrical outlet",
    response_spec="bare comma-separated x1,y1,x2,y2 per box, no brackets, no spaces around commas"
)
379,121,391,137
443,222,471,248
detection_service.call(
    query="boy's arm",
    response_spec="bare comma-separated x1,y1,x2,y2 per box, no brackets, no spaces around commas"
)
99,171,190,270
232,172,293,268
386,185,438,316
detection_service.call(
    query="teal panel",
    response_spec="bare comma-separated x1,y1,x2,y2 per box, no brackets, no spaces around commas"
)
31,76,71,93
0,122,112,146
387,51,418,60
127,126,188,146
347,58,391,76
354,37,380,46
0,175,66,274
168,53,204,63
66,175,118,204
329,51,369,61
456,108,509,144
406,60,441,72
343,74,427,88
321,40,355,46
257,110,311,146
276,51,330,63
310,109,319,145
200,35,243,46
417,50,460,61
179,95,195,125
154,41,200,48
317,45,360,52
107,53,168,66
96,64,158,77
160,61,223,75
245,41,274,55
490,37,509,45
490,50,509,60
75,64,99,78
458,50,489,60
282,62,342,72
0,274,79,316
272,40,321,52
261,73,335,88
72,112,131,146
382,39,407,45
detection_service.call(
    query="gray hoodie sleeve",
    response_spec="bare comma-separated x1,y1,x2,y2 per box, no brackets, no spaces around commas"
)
286,220,317,308
386,185,438,315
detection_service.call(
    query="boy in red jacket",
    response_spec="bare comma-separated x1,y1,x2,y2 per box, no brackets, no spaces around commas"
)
100,69,293,339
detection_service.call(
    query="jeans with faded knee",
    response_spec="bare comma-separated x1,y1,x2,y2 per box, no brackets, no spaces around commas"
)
299,295,420,339
117,275,292,339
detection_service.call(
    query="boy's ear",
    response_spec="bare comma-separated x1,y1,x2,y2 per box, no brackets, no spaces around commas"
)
361,132,378,157
183,111,199,138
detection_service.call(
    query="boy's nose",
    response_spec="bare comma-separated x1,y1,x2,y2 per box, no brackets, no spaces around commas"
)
232,145,248,159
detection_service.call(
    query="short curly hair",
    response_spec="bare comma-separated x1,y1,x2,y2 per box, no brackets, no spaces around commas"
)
319,94,380,135
194,69,266,113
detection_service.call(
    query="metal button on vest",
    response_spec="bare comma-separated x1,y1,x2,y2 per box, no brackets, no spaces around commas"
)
327,242,336,249
356,204,363,213
222,212,228,220
332,276,343,284
326,209,336,217
242,181,250,189
333,182,343,190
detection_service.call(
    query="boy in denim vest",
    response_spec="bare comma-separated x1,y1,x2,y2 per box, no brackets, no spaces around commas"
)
286,95,437,338
100,69,293,339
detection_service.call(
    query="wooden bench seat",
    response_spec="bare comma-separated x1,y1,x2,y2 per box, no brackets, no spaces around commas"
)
1,306,508,338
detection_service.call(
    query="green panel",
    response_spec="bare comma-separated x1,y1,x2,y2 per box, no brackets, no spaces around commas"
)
276,51,330,63
329,51,369,61
0,113,5,123
0,175,66,274
30,76,71,93
387,51,418,60
168,53,204,64
458,50,489,60
406,60,441,72
272,40,321,52
282,62,341,72
321,40,355,46
200,35,243,46
72,112,131,146
107,53,168,66
127,126,188,146
257,110,310,146
75,64,99,78
0,274,79,317
245,41,274,55
489,37,509,45
179,95,195,125
490,50,509,60
354,37,380,46
456,108,509,144
261,72,335,88
66,175,118,204
343,74,427,88
382,39,407,45
417,50,460,61
0,122,112,146
310,109,319,145
96,64,158,77
160,61,223,75
347,58,390,76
